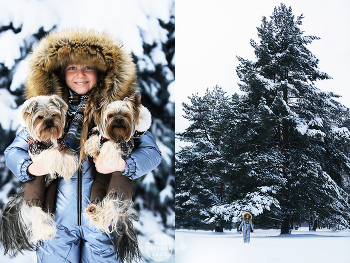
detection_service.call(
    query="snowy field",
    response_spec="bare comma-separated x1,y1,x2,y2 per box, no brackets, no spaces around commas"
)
175,227,350,263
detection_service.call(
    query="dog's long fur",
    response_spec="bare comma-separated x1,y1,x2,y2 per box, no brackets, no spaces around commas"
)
21,204,57,241
0,190,38,256
85,193,141,263
0,180,60,257
86,194,137,234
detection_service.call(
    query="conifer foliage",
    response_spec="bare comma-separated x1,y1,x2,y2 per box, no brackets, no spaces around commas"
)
176,86,232,230
176,3,350,232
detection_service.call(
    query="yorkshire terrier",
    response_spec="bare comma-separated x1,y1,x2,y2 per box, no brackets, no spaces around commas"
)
22,95,78,182
2,95,78,245
84,92,151,254
84,91,152,170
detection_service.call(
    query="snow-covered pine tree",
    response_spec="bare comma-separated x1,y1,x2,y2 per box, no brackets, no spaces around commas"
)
0,15,54,208
175,149,220,230
133,8,175,235
235,3,350,233
176,86,234,230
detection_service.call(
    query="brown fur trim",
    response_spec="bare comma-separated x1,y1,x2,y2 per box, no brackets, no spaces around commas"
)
242,212,253,221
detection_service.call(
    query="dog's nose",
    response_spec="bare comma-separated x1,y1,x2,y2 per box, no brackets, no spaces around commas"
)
115,119,123,125
46,119,54,127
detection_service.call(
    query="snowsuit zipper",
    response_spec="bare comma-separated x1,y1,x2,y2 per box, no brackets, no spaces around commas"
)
77,168,82,226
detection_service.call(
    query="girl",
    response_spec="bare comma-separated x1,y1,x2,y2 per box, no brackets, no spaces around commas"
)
4,29,162,263
238,212,255,244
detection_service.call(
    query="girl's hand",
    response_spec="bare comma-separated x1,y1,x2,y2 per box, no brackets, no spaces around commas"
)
93,155,126,174
253,231,255,234
27,151,48,176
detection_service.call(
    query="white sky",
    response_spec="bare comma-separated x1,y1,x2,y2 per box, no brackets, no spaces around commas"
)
175,0,350,148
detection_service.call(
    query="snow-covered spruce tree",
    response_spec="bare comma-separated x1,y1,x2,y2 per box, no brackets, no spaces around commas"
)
175,149,220,230
200,90,283,230
133,9,175,234
176,86,234,231
0,19,54,208
235,3,350,233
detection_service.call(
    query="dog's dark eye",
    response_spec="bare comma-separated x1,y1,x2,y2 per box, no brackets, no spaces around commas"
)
52,114,56,117
38,116,44,119
108,114,114,119
123,114,127,117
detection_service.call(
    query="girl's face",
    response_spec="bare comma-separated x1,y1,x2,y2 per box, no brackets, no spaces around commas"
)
65,64,97,95
246,215,249,219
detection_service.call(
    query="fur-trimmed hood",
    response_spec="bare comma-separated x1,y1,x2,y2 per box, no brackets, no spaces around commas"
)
25,29,137,103
242,212,253,221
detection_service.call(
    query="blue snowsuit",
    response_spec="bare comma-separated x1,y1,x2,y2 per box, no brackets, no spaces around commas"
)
5,130,161,262
239,220,254,243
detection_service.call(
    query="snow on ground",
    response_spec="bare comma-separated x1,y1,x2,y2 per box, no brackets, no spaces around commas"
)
175,227,350,263
0,249,36,263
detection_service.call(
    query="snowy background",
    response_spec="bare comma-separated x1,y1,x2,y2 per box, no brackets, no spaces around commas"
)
0,0,174,262
176,0,350,262
175,228,350,263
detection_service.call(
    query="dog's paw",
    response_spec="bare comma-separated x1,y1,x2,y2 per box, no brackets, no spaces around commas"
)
85,204,104,228
99,141,122,169
59,151,78,181
84,135,100,158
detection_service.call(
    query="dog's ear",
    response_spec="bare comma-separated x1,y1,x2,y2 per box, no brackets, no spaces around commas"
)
127,92,141,107
20,97,39,128
49,95,68,113
22,98,38,116
127,92,142,122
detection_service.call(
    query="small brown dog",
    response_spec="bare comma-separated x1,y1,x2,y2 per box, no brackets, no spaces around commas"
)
20,95,78,241
84,92,151,233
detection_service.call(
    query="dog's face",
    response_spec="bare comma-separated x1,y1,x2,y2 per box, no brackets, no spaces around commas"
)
97,92,141,142
21,95,68,141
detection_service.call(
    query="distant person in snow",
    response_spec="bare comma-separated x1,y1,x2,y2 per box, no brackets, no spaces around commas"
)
238,212,255,243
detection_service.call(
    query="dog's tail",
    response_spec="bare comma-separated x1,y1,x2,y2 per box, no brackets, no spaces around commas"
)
0,190,38,256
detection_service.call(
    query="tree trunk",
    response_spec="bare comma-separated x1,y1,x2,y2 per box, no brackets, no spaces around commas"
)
215,225,223,232
312,219,318,231
281,215,290,234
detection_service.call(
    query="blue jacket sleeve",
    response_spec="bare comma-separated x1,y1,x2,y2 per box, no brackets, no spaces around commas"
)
4,129,35,182
239,221,244,228
121,131,162,180
250,221,254,231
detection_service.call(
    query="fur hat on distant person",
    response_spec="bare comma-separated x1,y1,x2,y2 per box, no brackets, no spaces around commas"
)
242,212,253,221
